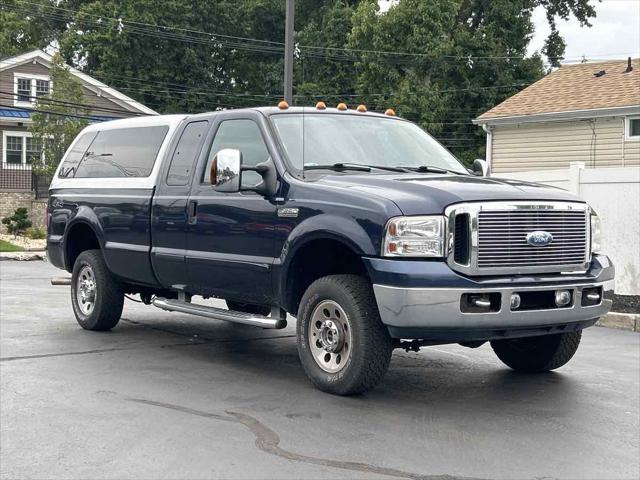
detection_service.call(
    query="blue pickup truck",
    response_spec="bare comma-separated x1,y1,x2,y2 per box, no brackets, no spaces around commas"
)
47,104,614,395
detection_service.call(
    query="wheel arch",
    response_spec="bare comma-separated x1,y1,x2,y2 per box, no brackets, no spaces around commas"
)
63,209,104,271
280,231,372,314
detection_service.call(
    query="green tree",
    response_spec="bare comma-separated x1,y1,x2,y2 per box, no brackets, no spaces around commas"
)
25,0,596,164
29,53,89,179
0,1,64,56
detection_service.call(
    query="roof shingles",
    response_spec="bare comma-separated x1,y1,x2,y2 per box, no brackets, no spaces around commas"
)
477,58,640,120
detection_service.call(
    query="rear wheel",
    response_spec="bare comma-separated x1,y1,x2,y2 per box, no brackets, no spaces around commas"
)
71,249,123,331
296,274,393,395
491,331,582,372
226,301,271,316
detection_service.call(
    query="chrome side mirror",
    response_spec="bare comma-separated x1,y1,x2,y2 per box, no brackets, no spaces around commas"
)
211,148,241,192
472,158,489,177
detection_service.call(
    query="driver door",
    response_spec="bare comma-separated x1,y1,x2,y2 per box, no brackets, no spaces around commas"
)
185,112,279,304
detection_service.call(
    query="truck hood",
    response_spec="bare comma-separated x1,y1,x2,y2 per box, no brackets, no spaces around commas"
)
315,173,582,215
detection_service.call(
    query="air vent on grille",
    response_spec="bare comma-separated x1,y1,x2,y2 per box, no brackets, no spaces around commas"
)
477,210,587,269
454,213,470,265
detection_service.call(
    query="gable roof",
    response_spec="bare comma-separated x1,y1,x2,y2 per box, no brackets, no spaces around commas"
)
475,58,640,125
0,49,157,115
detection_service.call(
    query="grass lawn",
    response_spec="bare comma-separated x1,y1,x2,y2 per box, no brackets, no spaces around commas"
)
0,239,24,252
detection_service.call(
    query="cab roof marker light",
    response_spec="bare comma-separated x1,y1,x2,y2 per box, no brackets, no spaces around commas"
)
356,104,367,112
278,100,289,110
385,108,396,116
337,102,348,111
315,101,327,110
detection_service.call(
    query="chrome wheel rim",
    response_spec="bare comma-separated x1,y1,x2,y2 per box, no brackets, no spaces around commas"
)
76,265,96,316
308,300,352,373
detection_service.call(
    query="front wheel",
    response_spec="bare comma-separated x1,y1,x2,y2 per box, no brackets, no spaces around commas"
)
296,274,393,395
491,331,582,372
71,249,123,331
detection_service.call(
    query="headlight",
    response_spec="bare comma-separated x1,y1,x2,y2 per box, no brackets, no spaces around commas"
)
383,215,445,257
590,212,602,254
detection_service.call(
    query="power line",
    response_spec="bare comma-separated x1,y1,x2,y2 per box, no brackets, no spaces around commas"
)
6,0,635,66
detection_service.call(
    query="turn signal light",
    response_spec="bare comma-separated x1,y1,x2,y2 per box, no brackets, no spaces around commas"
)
356,104,367,112
385,108,396,116
337,102,348,111
315,101,326,110
278,100,289,110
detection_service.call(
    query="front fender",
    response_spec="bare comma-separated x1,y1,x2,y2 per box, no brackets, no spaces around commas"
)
274,213,379,305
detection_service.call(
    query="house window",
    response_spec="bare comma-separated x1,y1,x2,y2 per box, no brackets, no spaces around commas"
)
2,132,41,167
26,137,43,164
5,136,24,164
13,74,51,106
35,79,50,97
16,78,32,102
626,117,640,140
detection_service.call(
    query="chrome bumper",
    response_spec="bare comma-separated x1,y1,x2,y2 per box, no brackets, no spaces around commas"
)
373,282,611,330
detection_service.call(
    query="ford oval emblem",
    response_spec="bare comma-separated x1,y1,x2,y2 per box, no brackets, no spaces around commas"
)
526,230,554,247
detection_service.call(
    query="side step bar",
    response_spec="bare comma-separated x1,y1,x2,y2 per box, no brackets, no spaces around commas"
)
152,297,287,329
51,277,72,286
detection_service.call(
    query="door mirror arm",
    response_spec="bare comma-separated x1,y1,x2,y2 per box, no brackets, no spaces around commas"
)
242,160,278,197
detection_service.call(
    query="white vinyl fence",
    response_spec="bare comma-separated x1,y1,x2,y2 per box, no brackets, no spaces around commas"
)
496,163,640,295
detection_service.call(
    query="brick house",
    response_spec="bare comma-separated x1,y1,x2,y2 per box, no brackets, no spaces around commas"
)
0,49,155,230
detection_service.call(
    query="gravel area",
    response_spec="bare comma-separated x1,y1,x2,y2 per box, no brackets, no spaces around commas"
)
610,293,640,314
0,234,46,252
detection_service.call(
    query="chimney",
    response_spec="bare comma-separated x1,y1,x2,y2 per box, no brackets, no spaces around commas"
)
625,57,633,73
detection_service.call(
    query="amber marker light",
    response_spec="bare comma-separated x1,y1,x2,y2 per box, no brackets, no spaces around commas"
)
278,100,289,110
315,101,327,110
384,108,396,116
337,102,348,111
356,104,367,112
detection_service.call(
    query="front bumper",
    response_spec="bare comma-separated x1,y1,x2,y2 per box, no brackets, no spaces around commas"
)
364,254,614,340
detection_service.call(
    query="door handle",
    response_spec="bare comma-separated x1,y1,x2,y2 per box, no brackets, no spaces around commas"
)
187,200,198,225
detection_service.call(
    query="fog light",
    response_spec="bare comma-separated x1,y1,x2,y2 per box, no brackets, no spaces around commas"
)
510,293,521,310
555,290,572,307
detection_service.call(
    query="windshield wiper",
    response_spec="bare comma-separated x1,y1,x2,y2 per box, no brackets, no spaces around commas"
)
397,165,464,175
304,163,406,173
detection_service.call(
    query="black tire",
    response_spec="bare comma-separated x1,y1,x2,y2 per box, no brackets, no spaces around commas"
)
226,301,271,316
71,249,123,331
491,331,582,373
296,274,393,395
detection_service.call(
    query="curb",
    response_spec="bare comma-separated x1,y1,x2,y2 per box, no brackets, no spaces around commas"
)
596,312,640,332
0,251,47,261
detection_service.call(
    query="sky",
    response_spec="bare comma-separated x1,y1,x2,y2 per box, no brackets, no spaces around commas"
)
379,0,640,63
528,0,640,62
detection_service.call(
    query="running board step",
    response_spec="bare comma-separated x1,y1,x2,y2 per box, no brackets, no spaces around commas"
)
152,298,287,329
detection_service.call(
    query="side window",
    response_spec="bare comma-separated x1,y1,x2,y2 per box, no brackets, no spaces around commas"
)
58,131,98,178
203,119,270,187
74,126,169,178
167,121,208,186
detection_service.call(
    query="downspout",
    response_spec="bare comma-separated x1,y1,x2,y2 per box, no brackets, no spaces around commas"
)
482,123,493,176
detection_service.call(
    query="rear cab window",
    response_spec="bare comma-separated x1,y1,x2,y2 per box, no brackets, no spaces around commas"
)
166,121,209,186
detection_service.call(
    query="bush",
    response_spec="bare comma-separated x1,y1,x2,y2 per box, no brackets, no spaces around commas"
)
2,208,32,236
26,227,46,240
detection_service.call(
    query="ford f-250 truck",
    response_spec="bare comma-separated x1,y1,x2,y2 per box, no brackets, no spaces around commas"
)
47,103,614,395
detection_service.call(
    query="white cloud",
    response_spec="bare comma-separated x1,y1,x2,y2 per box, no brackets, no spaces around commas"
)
529,0,640,62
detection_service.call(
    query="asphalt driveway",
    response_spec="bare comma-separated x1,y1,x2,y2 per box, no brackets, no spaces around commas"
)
1,261,638,480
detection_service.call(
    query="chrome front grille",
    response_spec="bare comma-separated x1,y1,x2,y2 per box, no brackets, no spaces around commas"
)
477,210,588,268
446,202,591,275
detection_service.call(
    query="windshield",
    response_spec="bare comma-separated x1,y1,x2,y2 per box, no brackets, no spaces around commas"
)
270,113,468,175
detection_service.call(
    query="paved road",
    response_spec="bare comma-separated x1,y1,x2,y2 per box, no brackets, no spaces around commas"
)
1,261,639,480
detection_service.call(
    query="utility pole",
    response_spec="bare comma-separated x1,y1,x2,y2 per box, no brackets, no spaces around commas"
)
284,0,295,104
